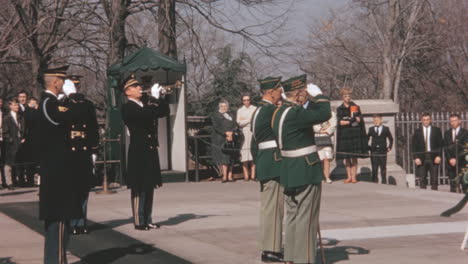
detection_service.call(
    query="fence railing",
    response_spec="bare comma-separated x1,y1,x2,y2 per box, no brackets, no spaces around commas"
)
395,112,468,184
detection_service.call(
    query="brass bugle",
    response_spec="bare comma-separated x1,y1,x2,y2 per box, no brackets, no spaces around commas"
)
141,80,183,95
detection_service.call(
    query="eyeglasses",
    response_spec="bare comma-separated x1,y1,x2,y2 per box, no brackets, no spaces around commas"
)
242,99,250,101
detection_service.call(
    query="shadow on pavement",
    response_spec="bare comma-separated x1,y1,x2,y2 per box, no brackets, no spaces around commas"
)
88,218,133,232
317,238,370,263
0,257,17,264
72,243,156,264
0,202,192,264
0,190,37,197
158,213,218,226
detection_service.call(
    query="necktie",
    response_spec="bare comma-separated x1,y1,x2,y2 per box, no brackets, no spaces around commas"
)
424,127,428,152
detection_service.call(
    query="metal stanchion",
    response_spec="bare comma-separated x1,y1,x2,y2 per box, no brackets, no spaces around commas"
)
194,136,200,182
96,137,120,194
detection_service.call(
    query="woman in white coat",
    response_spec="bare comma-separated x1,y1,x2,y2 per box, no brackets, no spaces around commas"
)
313,111,337,183
237,94,257,181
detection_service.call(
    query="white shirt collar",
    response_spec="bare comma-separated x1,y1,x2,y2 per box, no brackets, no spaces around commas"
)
10,111,18,124
128,98,143,107
303,100,310,109
45,90,58,98
20,104,25,111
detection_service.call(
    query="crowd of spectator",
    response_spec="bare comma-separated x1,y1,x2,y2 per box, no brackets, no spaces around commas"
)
0,91,40,190
208,87,467,191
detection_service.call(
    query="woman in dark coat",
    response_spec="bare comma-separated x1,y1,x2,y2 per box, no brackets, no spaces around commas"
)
211,99,236,182
336,87,368,183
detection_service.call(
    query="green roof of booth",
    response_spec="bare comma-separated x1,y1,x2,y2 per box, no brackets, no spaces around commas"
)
107,47,186,82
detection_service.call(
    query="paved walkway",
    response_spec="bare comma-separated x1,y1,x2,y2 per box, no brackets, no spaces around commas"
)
0,181,467,263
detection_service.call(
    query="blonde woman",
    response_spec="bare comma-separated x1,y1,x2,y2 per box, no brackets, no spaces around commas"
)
335,87,368,183
237,94,257,181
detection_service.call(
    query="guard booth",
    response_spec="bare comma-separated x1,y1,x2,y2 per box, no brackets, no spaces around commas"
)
106,47,188,183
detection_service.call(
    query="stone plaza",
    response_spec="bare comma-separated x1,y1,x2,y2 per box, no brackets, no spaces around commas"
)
0,180,467,264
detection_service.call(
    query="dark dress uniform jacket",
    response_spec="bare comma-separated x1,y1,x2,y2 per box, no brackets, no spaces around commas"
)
2,112,24,164
38,92,83,221
368,126,393,153
250,100,281,181
122,98,169,191
412,126,443,162
63,93,99,193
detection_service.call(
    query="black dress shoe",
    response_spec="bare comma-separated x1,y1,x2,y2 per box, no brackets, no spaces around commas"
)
134,225,150,231
7,185,15,191
261,251,284,262
147,223,160,229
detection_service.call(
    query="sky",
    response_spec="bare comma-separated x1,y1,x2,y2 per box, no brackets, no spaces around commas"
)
216,0,350,76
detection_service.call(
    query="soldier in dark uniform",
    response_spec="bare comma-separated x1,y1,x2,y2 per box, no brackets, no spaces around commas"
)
63,76,99,235
250,76,285,262
121,75,170,230
38,65,83,264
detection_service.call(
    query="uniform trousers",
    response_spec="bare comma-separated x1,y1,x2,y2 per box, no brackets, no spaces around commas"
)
416,154,439,190
284,184,321,264
370,152,387,184
131,188,154,226
259,179,284,253
70,192,89,228
44,220,69,264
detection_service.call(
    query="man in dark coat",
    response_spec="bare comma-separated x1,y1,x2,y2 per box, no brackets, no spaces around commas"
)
2,98,24,190
444,113,468,193
121,75,169,230
368,114,393,184
412,113,443,190
63,76,100,235
38,65,83,264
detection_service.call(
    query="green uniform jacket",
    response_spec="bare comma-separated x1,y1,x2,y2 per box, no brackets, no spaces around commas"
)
272,95,331,188
251,100,282,181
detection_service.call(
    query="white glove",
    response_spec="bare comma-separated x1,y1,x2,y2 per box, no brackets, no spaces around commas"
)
306,83,322,97
63,79,77,96
151,83,163,99
58,94,65,100
92,154,97,164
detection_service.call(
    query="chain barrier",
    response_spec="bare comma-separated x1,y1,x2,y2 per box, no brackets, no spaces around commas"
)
191,136,467,159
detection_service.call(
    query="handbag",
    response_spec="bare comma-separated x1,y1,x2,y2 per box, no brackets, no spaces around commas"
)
314,134,333,147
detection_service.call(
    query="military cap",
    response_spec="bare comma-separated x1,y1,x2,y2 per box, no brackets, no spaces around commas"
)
123,74,142,90
258,76,282,90
281,74,307,92
44,65,69,78
69,75,83,85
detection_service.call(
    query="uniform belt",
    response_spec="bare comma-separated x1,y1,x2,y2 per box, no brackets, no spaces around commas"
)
258,140,277,150
71,130,86,139
281,145,317,158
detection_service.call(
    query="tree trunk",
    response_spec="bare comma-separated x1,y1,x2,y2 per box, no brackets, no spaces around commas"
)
30,51,47,98
158,0,177,59
109,0,129,66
